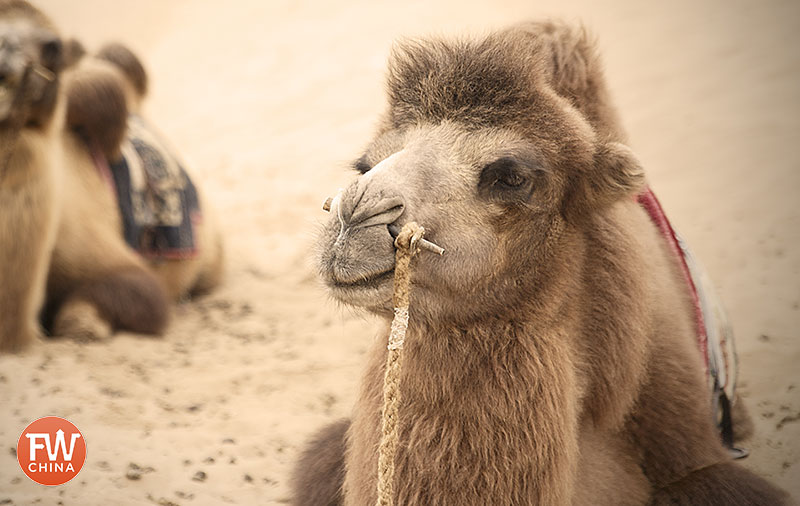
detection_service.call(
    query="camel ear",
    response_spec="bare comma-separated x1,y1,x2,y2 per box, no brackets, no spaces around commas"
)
62,38,87,68
591,142,645,202
566,142,645,218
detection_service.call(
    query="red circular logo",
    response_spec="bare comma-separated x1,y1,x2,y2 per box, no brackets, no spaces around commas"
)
17,416,86,486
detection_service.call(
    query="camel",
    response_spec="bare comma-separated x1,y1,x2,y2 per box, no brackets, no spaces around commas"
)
291,21,789,505
0,0,223,352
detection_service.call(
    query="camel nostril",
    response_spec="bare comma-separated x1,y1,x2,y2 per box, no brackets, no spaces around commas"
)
348,196,405,229
385,204,404,220
0,55,25,90
0,63,12,86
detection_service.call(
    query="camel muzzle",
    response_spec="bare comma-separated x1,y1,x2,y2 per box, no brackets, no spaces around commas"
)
322,191,444,255
0,26,56,122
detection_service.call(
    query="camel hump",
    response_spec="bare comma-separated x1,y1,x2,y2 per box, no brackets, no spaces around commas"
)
64,59,129,161
96,43,148,99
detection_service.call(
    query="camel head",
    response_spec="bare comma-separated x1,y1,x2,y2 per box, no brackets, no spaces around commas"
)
317,24,644,325
0,0,71,127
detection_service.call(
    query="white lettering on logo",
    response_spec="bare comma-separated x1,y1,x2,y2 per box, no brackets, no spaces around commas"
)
25,430,82,462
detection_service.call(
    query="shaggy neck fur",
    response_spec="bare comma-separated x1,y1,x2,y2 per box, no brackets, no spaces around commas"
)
396,320,579,505
344,199,671,505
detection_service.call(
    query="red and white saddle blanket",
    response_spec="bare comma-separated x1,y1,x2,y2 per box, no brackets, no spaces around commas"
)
638,187,741,452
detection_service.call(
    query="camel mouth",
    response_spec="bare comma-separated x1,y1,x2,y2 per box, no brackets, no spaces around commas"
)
325,266,395,308
330,267,395,290
0,74,21,121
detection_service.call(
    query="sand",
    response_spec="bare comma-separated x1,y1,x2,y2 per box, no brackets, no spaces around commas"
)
1,0,798,504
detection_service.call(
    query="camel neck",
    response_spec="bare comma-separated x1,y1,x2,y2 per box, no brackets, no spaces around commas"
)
368,316,578,505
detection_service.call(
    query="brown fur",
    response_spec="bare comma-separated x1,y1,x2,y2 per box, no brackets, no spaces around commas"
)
0,1,223,352
0,126,60,351
650,461,790,505
54,266,168,335
0,0,62,130
64,59,129,160
293,21,788,505
509,21,629,143
0,0,63,351
96,42,147,99
62,37,86,67
0,0,51,28
291,419,348,506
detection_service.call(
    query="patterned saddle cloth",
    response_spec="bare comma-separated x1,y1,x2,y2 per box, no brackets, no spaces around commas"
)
638,188,742,455
92,115,201,260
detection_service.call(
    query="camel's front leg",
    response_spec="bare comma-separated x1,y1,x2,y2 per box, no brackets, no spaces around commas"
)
0,137,58,352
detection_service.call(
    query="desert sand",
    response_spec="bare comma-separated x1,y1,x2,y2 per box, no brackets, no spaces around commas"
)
1,0,798,504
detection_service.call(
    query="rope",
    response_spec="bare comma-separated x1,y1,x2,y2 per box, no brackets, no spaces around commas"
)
376,221,425,506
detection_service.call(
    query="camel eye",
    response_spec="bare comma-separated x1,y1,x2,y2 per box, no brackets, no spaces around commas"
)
496,171,524,188
478,157,529,200
353,156,372,174
39,36,63,71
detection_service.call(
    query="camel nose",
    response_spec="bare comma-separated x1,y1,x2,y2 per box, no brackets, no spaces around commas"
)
329,150,408,239
335,183,405,231
0,33,26,86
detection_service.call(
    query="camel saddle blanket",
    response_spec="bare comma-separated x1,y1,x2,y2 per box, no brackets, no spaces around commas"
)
638,187,740,450
91,115,201,260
